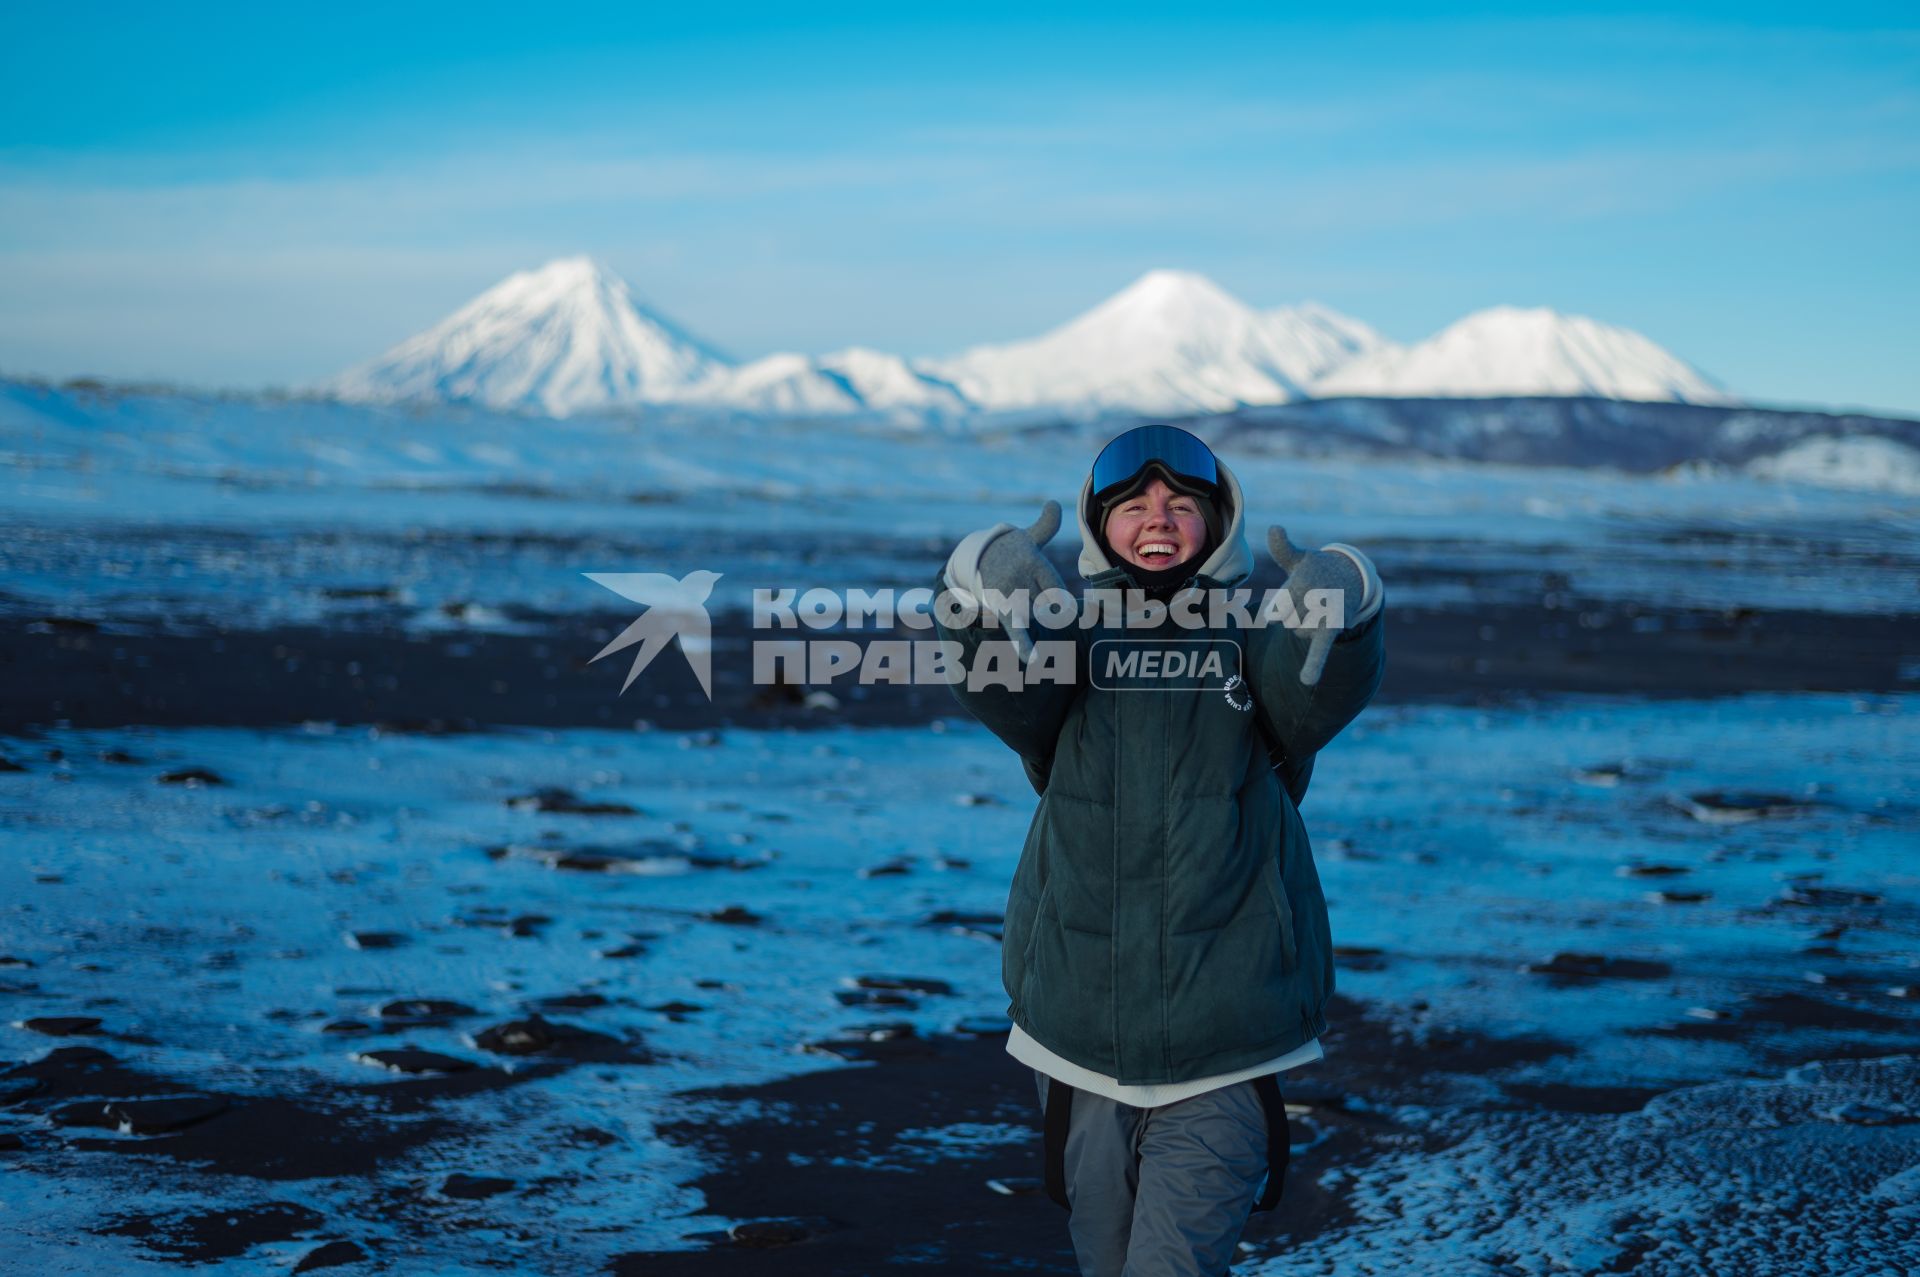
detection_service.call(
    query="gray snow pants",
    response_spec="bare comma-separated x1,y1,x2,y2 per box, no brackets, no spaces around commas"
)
1034,1069,1277,1277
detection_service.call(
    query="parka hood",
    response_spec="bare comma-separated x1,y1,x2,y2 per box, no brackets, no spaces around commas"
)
1076,455,1254,588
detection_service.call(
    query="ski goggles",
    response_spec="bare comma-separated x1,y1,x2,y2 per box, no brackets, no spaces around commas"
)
1090,424,1220,502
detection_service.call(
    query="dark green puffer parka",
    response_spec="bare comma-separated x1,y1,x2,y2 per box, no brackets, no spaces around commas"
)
935,459,1385,1085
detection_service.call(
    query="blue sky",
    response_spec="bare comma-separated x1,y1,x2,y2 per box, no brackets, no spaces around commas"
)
3,3,1916,415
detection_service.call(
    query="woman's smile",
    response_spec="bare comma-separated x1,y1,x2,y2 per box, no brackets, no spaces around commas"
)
1104,477,1208,571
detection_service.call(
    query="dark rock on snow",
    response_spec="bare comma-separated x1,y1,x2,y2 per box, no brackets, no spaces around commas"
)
293,1239,368,1273
472,1016,570,1056
377,999,479,1025
99,1201,324,1263
529,992,609,1011
727,1216,842,1248
471,1014,643,1063
699,905,762,926
920,909,1004,937
353,1048,476,1075
1522,952,1674,981
850,975,954,996
156,767,226,787
19,1016,102,1037
104,1094,232,1134
834,989,916,1008
1,1076,46,1105
1778,884,1884,908
1674,790,1814,822
440,1172,516,1200
505,786,639,816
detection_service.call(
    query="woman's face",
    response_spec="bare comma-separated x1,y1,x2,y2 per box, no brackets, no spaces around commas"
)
1103,477,1209,571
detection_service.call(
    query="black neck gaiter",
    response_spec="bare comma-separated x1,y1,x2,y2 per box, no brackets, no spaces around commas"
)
1121,555,1204,601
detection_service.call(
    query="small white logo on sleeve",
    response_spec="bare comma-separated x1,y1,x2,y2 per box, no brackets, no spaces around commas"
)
1223,674,1253,712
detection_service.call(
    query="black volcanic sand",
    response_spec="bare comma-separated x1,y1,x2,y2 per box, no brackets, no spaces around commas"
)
6,532,1916,1270
4,1042,568,1171
612,995,1584,1275
10,991,1910,1271
2,1042,568,1266
6,595,1915,735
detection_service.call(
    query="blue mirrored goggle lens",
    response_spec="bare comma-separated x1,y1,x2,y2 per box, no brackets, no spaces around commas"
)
1091,425,1219,498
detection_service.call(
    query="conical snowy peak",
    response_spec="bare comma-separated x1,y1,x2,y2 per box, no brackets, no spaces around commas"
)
331,257,732,417
1313,305,1736,404
923,270,1335,415
1084,269,1254,329
1261,301,1397,386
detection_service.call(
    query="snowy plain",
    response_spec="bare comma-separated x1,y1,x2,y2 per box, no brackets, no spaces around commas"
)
2,698,1915,1272
2,379,1917,1273
4,380,1917,628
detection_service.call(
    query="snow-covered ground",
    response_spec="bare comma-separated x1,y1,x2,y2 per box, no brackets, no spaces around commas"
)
2,694,1915,1272
4,371,1917,1272
5,381,1917,630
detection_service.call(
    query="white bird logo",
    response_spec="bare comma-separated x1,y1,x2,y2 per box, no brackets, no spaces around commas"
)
583,570,724,700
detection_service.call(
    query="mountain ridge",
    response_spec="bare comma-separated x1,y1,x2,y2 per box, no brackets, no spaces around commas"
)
328,258,1741,421
1315,304,1734,405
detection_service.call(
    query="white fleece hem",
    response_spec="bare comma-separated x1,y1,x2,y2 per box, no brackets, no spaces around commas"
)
1007,1023,1325,1106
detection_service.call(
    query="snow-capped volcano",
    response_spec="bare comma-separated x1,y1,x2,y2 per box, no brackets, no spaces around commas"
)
923,270,1389,416
331,257,732,417
325,259,1739,423
1311,306,1735,404
678,346,971,422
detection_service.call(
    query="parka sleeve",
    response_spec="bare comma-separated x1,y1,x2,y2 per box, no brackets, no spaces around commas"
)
928,571,1081,777
1248,605,1385,759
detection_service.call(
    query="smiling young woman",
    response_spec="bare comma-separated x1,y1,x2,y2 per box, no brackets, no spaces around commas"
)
934,422,1387,1277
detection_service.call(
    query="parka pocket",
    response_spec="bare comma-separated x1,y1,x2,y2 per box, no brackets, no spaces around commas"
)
1261,858,1299,973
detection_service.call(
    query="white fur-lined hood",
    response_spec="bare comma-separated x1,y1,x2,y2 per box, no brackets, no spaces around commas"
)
1075,456,1254,587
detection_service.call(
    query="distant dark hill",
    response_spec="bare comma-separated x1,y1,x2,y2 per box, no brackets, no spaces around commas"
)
1196,396,1920,472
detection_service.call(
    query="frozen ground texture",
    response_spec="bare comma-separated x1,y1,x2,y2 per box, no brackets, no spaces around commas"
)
4,380,1918,629
1,695,1915,1273
1278,1054,1920,1277
3,372,1915,1271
